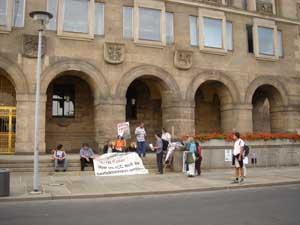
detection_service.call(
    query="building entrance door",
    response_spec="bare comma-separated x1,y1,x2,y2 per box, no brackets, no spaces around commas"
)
0,107,16,154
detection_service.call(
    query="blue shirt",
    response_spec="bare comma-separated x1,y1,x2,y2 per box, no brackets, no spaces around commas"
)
155,139,163,154
80,148,94,158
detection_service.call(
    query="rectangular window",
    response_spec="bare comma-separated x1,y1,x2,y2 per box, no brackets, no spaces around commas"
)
258,26,274,56
13,0,25,27
277,30,283,57
189,16,198,46
166,12,174,44
52,85,75,117
63,0,89,33
139,7,161,41
0,0,8,26
226,21,233,50
94,2,104,35
246,25,253,53
203,17,222,49
123,6,133,39
47,0,57,31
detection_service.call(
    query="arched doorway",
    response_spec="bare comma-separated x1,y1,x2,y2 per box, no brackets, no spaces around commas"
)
252,85,285,133
0,70,16,154
125,76,167,144
45,71,96,153
195,81,233,133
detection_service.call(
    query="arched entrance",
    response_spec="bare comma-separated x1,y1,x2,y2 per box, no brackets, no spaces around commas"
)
125,76,167,143
252,85,285,133
45,71,96,152
194,81,233,133
0,70,16,154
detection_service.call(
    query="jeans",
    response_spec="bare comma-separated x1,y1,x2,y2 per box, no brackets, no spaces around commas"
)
137,141,146,157
54,159,68,171
156,151,164,174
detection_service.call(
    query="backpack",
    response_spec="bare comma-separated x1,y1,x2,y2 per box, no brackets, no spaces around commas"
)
243,145,250,157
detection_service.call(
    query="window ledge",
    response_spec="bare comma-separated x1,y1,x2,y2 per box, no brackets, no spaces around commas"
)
200,47,228,56
134,40,165,49
255,55,279,62
57,33,94,42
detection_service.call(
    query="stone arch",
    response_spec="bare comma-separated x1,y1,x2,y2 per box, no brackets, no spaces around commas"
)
185,70,240,103
244,76,289,106
0,55,29,94
115,64,181,99
41,59,110,99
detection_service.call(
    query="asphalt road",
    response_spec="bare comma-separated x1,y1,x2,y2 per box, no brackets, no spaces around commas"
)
0,185,300,225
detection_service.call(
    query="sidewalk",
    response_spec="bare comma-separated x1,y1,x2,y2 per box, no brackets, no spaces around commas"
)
1,167,300,202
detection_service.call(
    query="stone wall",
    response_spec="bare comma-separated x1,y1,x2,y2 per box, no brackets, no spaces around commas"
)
173,140,300,171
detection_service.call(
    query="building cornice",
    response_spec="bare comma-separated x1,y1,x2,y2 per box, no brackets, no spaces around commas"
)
166,0,300,25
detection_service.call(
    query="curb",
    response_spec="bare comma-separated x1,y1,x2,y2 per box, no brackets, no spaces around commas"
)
1,180,300,203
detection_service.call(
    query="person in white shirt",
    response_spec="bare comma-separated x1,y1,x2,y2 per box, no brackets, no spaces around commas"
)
232,132,245,183
135,122,147,157
53,144,68,172
161,128,171,151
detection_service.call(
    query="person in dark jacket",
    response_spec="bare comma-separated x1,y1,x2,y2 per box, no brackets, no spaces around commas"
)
195,142,202,176
152,132,164,174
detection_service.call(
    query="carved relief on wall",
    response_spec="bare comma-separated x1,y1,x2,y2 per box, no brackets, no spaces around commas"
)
22,34,46,58
174,50,193,70
256,0,273,14
104,42,125,64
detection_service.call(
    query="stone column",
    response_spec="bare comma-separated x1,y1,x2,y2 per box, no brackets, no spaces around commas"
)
15,94,47,154
220,104,253,133
161,96,195,138
94,98,126,149
284,106,300,133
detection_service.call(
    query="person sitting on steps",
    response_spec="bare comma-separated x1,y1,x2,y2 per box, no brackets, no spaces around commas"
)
80,143,95,171
53,144,68,172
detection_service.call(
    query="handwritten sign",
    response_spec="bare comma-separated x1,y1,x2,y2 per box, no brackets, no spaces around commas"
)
94,153,149,176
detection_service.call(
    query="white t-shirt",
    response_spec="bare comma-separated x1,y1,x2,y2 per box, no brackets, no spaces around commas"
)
135,127,146,142
233,138,244,156
162,132,171,143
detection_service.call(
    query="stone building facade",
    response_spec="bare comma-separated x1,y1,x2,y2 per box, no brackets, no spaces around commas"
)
0,0,300,154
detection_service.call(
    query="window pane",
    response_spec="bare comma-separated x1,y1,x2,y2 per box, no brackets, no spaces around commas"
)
258,27,274,55
139,7,161,41
246,24,253,53
13,0,24,27
123,6,133,39
47,0,57,31
226,21,233,50
52,85,75,117
166,12,174,44
189,16,198,46
277,30,283,57
204,17,222,48
95,2,104,35
63,0,89,33
0,0,8,26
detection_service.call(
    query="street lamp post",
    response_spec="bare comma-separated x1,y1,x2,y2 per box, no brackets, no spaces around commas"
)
29,11,53,192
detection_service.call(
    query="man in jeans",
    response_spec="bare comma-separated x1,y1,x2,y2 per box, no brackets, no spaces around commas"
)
80,143,95,171
232,132,245,183
135,122,147,157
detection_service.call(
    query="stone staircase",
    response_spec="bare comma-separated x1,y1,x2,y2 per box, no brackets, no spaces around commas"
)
0,153,166,174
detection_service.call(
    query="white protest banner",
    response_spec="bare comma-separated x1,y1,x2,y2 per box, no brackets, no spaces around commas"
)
225,149,232,162
93,152,149,176
117,122,131,139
